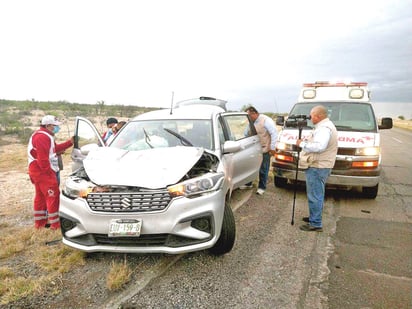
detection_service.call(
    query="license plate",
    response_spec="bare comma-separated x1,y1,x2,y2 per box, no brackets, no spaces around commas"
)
108,219,141,237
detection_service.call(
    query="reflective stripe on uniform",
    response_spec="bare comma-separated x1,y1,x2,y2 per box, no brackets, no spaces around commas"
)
47,211,59,217
34,210,47,215
48,217,60,224
34,216,48,221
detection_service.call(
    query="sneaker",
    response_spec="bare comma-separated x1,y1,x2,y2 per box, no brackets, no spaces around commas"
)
256,188,265,195
240,184,253,190
302,217,309,223
299,223,323,232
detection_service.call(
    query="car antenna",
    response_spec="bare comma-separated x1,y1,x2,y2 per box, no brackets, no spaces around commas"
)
170,91,174,115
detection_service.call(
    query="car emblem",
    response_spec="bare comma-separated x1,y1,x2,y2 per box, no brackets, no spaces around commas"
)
121,197,132,208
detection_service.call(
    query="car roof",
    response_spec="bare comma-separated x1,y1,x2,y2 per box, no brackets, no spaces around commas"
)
131,104,226,121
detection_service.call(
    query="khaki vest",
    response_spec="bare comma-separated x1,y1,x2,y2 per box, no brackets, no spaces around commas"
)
299,119,338,169
255,115,271,153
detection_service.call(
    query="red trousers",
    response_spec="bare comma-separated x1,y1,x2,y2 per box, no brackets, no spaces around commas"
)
30,173,61,229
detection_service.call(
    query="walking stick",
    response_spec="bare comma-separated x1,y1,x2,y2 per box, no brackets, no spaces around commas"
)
291,125,303,225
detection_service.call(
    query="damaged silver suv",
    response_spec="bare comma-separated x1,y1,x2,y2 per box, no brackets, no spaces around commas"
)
60,97,262,255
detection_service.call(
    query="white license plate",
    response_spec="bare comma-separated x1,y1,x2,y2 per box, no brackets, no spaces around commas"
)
108,219,141,237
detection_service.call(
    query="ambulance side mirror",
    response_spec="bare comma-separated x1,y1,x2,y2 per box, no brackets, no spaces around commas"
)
378,117,393,130
276,115,285,126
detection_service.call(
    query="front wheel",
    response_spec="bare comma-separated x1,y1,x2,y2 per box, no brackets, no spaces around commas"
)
209,202,236,255
274,176,288,188
362,184,378,199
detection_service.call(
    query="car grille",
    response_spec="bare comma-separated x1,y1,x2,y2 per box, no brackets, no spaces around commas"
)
93,234,168,246
92,233,209,248
86,190,172,213
337,148,356,156
333,160,353,170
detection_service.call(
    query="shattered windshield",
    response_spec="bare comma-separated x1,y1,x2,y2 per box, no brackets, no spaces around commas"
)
110,119,213,150
287,102,377,132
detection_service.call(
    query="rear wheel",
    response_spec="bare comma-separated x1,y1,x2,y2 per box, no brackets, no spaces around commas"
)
209,201,236,255
362,184,378,199
274,176,288,188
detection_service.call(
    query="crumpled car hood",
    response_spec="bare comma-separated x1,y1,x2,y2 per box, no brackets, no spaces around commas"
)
83,146,205,188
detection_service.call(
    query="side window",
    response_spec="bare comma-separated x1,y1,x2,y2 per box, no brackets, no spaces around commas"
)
76,118,104,148
221,114,256,141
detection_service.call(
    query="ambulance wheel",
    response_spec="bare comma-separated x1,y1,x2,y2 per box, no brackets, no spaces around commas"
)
362,184,378,199
274,176,287,188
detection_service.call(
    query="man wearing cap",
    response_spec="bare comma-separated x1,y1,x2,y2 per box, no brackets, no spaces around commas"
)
102,117,118,143
27,115,74,230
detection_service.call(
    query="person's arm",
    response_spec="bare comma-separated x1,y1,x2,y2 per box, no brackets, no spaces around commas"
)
299,127,331,153
264,118,278,150
55,138,74,153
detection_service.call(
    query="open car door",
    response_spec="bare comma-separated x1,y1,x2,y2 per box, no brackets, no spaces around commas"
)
71,116,105,172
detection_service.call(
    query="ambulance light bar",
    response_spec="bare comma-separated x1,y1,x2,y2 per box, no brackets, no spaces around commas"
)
303,81,368,87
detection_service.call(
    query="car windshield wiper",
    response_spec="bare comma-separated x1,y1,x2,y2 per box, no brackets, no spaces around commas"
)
163,128,193,146
142,128,154,148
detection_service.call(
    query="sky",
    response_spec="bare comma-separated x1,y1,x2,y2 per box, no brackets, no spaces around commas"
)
1,0,411,115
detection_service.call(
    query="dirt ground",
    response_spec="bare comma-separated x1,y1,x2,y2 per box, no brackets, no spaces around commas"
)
0,139,248,309
0,138,133,308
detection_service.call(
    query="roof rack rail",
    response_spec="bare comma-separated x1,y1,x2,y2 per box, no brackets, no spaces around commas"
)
175,97,227,110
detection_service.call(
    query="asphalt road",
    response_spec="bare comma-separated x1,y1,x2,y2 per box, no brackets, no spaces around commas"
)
108,127,411,309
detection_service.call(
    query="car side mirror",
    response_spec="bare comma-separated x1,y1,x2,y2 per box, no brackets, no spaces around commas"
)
378,117,393,130
223,140,242,154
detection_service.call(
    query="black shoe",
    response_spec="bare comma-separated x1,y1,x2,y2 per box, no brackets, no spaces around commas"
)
299,224,323,232
302,217,309,223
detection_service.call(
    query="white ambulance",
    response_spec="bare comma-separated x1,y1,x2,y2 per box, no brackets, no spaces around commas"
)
272,81,393,198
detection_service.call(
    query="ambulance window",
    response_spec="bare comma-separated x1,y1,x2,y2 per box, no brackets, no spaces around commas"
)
336,103,376,132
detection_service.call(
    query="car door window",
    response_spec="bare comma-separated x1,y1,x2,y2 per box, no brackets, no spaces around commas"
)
76,117,104,148
221,114,256,141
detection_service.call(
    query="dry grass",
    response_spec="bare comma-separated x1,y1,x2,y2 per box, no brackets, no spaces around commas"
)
106,258,133,291
0,225,86,305
0,143,27,172
393,119,412,130
0,106,148,305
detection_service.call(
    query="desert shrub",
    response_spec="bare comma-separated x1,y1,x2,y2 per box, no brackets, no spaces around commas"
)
0,99,158,144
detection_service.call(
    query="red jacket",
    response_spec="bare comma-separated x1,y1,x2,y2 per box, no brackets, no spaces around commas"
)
28,127,73,177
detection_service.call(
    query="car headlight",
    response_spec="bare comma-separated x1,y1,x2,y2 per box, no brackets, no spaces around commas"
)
63,176,95,199
276,142,295,151
167,172,224,197
355,147,380,156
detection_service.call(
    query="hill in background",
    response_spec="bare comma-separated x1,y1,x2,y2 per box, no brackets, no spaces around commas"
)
0,99,159,145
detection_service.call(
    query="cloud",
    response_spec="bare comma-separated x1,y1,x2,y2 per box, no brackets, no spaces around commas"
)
0,0,411,113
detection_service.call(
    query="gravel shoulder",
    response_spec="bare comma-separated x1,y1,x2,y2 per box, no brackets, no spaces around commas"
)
0,142,255,308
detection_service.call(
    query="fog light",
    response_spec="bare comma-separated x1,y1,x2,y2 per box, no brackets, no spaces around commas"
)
191,217,211,232
61,218,76,232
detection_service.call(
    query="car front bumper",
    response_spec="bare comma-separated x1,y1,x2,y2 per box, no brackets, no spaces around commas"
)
59,189,226,254
273,166,381,187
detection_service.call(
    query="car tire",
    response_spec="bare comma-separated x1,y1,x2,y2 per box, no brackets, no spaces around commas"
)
274,176,288,188
209,201,236,255
362,184,378,199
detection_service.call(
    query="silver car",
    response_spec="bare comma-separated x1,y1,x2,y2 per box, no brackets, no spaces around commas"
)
60,97,262,255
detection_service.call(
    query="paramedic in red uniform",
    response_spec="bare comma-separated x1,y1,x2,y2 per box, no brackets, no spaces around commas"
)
27,115,74,230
